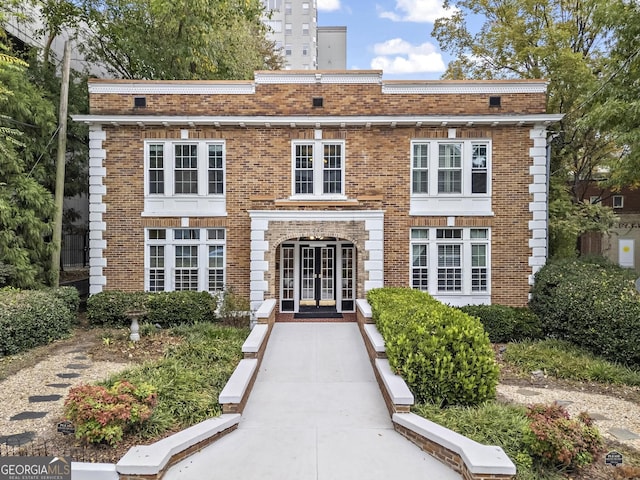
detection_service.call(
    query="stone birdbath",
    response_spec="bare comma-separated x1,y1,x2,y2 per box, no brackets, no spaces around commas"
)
125,309,147,342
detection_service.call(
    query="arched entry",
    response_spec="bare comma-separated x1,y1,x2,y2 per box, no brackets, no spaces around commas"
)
279,237,356,314
248,210,385,314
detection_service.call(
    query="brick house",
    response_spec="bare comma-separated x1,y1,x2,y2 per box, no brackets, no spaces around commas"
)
74,70,561,316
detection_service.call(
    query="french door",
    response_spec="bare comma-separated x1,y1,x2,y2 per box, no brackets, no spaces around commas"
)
300,245,336,308
279,242,355,313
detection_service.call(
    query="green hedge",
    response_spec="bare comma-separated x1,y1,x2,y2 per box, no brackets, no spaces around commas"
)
0,288,75,356
87,291,217,328
458,305,542,343
46,286,80,316
367,287,498,407
530,258,640,366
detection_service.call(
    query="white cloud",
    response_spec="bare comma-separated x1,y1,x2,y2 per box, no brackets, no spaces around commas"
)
317,0,341,12
370,38,446,74
378,0,456,23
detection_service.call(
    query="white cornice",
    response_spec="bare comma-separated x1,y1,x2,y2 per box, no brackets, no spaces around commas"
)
88,83,255,95
73,113,564,127
382,82,548,95
254,71,382,84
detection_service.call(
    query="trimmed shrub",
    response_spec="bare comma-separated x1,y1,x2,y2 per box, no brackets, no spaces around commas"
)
530,258,640,366
64,380,157,446
367,287,498,407
524,403,603,470
86,291,148,327
458,305,542,343
0,289,75,356
145,291,217,327
46,286,80,316
87,290,218,328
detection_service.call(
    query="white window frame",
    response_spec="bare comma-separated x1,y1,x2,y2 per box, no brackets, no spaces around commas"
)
145,140,226,197
143,140,226,217
291,140,346,200
613,195,624,209
410,139,492,216
410,227,491,304
145,228,226,293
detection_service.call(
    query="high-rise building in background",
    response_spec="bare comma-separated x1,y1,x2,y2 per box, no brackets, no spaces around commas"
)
262,0,346,70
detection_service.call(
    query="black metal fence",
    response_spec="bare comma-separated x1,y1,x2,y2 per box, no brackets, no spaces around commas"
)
62,232,88,268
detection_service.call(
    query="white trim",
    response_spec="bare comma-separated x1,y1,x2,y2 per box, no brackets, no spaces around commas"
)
143,139,227,217
88,125,107,294
73,113,565,127
88,82,255,95
255,71,382,84
528,125,548,278
248,210,384,312
383,81,548,95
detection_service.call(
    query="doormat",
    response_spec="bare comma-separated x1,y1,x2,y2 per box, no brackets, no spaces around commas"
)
293,311,343,319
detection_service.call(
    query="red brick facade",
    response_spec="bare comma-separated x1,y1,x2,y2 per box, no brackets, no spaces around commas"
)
78,71,557,309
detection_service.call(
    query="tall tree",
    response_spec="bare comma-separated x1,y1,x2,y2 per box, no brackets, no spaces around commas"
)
78,0,283,80
433,0,619,256
586,0,640,188
0,34,56,288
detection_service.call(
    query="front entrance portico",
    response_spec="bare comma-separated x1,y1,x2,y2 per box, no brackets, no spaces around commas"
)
248,210,385,313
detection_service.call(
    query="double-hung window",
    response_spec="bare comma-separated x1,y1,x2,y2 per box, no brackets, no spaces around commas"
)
146,141,225,196
144,140,226,216
145,228,226,292
410,140,491,215
292,140,345,198
410,227,490,301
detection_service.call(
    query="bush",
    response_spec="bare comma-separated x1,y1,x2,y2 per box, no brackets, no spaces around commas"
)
46,286,80,316
458,305,542,343
524,403,603,470
86,291,148,327
414,402,541,480
367,287,498,406
530,258,640,365
0,289,75,356
64,380,157,446
87,290,218,328
145,291,217,328
106,323,248,436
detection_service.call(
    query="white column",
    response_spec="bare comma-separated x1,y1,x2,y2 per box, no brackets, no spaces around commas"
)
88,125,107,294
528,125,548,286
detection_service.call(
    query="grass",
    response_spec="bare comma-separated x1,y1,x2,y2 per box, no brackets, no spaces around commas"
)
101,322,249,439
413,401,563,480
503,339,640,386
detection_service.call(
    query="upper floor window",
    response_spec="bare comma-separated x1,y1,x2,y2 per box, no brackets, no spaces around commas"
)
285,2,292,14
292,140,345,198
613,195,624,209
285,23,292,35
302,23,310,35
263,0,281,10
411,140,491,196
265,20,282,33
302,44,309,56
145,141,225,197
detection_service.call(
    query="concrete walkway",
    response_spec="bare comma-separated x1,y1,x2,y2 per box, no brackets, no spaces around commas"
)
164,322,461,480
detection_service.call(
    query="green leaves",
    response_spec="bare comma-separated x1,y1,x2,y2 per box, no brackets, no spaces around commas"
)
368,287,498,407
78,0,282,80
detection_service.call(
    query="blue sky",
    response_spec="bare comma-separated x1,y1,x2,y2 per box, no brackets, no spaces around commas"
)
317,0,461,80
